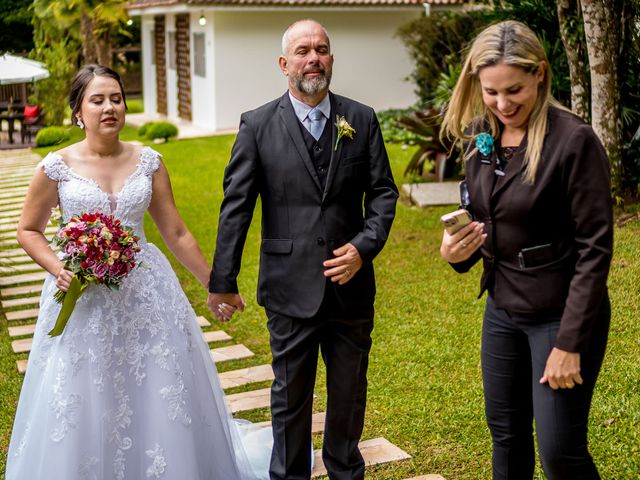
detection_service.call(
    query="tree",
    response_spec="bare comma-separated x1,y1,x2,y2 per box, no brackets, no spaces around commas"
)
579,0,623,195
0,0,33,54
556,0,590,121
33,0,128,68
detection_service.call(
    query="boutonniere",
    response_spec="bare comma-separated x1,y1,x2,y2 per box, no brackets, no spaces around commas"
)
335,115,356,151
475,132,494,157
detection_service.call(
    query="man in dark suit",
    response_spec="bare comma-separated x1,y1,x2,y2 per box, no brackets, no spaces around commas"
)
207,19,398,480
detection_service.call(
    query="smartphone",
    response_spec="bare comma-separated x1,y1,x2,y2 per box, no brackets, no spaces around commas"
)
440,209,472,235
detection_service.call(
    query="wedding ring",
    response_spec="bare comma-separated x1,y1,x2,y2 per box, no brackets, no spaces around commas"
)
345,269,351,277
566,382,574,388
461,242,468,248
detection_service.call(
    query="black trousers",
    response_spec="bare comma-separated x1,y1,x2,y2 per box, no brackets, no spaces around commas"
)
482,295,610,480
266,284,374,480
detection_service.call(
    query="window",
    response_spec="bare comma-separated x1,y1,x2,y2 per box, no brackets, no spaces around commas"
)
193,33,206,77
168,31,176,70
150,29,155,65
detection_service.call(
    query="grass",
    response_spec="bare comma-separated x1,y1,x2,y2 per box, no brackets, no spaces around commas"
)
1,132,639,479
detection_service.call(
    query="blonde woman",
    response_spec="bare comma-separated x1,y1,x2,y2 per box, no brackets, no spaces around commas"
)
439,21,612,480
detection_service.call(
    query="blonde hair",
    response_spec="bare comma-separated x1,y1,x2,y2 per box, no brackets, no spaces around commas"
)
440,20,567,183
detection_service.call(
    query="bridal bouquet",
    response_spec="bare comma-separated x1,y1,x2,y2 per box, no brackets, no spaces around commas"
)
48,212,142,337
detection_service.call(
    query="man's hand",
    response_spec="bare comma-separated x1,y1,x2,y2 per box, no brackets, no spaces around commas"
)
323,243,363,285
540,347,583,390
207,292,246,323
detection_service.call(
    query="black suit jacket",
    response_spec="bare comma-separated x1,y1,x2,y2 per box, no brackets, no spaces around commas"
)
210,92,398,318
454,107,613,352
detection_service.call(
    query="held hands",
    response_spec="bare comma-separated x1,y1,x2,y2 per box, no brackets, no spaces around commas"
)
56,267,74,292
323,243,362,285
540,347,583,390
440,221,486,263
207,292,246,323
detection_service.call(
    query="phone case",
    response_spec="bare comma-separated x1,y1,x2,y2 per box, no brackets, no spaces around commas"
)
518,243,554,269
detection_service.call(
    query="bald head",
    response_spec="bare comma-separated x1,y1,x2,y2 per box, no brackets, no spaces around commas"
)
281,19,330,55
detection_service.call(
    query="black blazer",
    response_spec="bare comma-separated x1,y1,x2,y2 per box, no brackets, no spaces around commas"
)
454,107,613,352
210,92,398,318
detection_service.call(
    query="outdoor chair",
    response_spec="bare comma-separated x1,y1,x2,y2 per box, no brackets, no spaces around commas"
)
20,105,44,144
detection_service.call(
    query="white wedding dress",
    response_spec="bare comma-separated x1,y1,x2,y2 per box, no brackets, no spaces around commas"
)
5,147,271,480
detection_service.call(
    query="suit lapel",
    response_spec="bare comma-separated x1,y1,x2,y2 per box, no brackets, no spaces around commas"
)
277,93,323,193
322,92,343,202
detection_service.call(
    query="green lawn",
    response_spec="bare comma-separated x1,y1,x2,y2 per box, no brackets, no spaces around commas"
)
1,132,639,479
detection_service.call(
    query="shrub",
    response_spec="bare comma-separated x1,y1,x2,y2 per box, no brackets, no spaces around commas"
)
377,108,420,144
138,122,154,137
145,121,178,141
35,126,70,147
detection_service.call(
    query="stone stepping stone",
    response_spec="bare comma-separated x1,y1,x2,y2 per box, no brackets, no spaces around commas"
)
311,437,411,478
202,330,232,343
0,254,32,264
6,308,39,322
0,190,28,200
219,364,274,389
0,216,20,225
0,271,48,286
0,197,25,207
0,170,35,178
405,476,446,480
401,182,460,208
1,283,43,297
255,412,326,434
2,295,40,309
196,315,211,327
0,175,31,182
0,222,18,232
0,183,28,191
8,323,37,337
16,358,33,375
0,206,23,216
0,247,29,257
0,208,23,217
227,387,271,413
0,263,42,274
0,225,56,240
11,338,32,353
210,344,254,363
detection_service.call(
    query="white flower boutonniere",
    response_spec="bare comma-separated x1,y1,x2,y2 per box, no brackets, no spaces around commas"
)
334,115,356,151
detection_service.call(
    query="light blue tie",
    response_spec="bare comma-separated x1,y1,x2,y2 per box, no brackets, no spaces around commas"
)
308,108,324,141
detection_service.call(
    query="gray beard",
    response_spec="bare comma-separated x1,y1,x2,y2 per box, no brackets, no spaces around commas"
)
295,72,331,95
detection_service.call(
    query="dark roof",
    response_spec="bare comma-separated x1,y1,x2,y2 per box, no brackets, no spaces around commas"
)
126,0,463,9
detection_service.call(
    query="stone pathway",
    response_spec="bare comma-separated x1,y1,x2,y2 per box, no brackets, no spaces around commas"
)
402,182,460,208
0,149,445,479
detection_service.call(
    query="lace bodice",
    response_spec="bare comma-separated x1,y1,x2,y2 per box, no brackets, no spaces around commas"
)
38,147,161,242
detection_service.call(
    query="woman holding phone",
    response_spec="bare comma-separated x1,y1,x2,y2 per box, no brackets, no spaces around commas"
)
439,21,613,480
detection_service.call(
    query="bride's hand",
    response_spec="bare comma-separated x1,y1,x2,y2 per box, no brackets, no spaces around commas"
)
207,292,246,323
56,267,74,292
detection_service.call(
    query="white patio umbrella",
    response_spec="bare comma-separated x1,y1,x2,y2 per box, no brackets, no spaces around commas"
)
0,54,49,85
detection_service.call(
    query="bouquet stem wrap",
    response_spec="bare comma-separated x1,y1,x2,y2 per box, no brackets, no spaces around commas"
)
48,211,141,337
49,276,89,337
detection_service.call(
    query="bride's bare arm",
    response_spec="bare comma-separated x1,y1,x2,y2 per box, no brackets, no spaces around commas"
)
148,161,211,288
17,169,67,280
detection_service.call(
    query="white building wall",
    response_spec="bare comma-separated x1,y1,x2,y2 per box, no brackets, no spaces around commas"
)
190,12,217,129
213,10,420,130
141,16,157,115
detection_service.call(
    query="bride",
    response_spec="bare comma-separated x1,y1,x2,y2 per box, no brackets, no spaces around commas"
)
6,65,270,479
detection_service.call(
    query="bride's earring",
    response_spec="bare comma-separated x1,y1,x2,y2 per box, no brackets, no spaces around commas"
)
77,117,85,129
